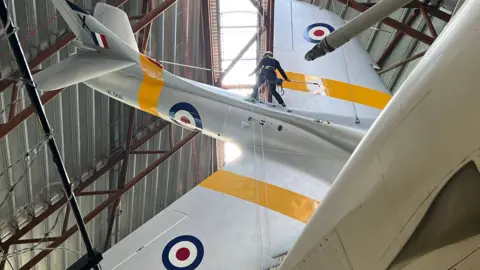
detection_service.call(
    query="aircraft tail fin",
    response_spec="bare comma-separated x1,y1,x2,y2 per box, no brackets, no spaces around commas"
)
51,0,139,61
33,51,136,91
92,3,139,52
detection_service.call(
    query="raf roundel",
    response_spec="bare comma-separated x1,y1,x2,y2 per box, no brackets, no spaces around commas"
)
162,235,205,270
169,102,203,130
304,23,335,43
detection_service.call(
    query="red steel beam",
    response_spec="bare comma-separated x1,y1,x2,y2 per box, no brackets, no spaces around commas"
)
0,89,62,139
406,1,451,22
103,108,136,251
420,5,438,38
131,150,167,154
377,9,420,68
3,120,169,247
11,237,59,245
336,0,435,45
132,121,170,148
19,131,199,270
129,14,145,20
378,50,427,75
215,27,265,86
77,190,120,196
132,0,177,33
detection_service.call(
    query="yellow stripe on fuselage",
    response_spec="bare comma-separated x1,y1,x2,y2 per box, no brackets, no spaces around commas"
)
200,170,320,223
276,70,391,110
138,55,165,116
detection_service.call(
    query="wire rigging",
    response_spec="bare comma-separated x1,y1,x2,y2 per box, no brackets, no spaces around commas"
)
248,102,264,269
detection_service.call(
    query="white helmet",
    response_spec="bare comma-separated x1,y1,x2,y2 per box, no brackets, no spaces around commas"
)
263,51,273,57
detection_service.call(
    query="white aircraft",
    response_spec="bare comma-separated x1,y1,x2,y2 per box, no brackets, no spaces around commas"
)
34,0,480,269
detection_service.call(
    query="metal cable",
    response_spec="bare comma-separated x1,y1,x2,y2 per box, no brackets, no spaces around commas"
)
0,188,76,265
248,99,265,270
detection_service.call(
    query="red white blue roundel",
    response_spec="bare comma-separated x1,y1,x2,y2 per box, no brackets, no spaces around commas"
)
162,235,204,270
169,102,203,130
304,23,335,43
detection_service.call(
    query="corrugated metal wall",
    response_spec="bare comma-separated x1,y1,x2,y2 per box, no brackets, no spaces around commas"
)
0,0,217,269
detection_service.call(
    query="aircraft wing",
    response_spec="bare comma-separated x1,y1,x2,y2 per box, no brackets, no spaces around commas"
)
100,140,341,270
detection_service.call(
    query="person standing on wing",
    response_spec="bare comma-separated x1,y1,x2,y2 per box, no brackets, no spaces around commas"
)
248,51,290,107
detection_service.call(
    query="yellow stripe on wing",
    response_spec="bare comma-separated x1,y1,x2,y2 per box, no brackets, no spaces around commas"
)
322,78,391,110
138,55,165,116
274,70,391,110
275,71,316,92
200,170,320,223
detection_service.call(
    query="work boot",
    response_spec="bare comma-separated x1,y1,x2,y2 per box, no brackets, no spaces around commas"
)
244,96,257,103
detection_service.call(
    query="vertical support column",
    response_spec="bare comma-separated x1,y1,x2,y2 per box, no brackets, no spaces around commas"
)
266,0,274,52
202,0,214,84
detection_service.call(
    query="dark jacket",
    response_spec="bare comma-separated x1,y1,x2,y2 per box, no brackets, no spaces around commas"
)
251,56,289,81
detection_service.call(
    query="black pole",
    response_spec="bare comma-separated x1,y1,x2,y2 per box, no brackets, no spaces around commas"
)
0,1,101,269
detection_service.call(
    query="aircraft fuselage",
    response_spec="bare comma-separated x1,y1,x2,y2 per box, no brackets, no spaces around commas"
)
83,55,358,157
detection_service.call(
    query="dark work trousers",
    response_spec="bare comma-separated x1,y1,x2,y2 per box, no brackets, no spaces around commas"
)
252,71,285,105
